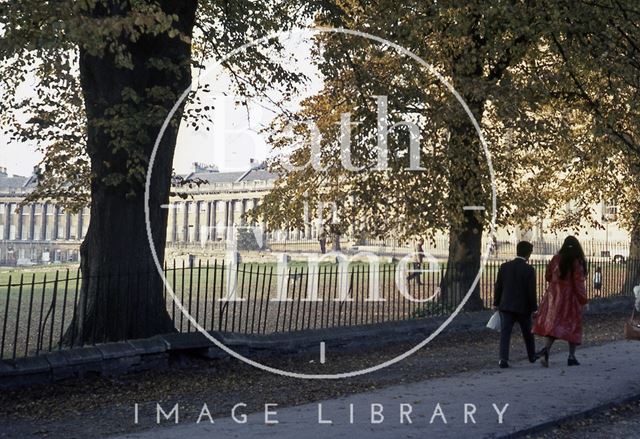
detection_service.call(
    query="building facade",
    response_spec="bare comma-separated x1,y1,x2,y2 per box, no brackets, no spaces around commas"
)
0,164,293,265
0,164,631,265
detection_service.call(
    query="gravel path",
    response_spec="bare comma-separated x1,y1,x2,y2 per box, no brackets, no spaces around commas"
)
0,312,629,439
528,398,640,438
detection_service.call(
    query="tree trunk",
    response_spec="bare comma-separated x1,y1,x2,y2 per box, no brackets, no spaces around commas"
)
438,49,487,311
623,218,640,295
64,0,198,345
332,233,342,251
441,211,484,311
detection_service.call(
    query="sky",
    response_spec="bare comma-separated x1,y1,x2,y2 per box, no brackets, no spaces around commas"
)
0,30,322,177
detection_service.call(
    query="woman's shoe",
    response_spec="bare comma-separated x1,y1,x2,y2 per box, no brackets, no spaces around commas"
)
538,348,549,368
568,356,580,366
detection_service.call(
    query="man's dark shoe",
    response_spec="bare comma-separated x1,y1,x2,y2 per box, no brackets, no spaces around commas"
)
498,360,509,369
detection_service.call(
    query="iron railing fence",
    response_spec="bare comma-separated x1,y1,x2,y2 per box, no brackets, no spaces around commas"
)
4,238,629,266
165,238,631,260
0,257,636,360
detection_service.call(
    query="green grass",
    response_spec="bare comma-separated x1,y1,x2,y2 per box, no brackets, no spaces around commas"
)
0,263,80,286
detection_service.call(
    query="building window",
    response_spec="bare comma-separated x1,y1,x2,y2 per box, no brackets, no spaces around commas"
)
20,208,28,240
46,205,55,241
57,209,66,239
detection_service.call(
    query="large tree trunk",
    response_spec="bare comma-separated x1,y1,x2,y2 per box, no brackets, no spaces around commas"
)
623,218,640,295
441,211,484,310
438,42,487,311
64,0,198,345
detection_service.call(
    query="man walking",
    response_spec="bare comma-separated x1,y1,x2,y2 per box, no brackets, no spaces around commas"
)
407,238,425,285
493,241,537,368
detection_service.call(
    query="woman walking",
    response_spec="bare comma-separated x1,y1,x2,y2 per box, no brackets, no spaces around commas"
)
533,236,588,367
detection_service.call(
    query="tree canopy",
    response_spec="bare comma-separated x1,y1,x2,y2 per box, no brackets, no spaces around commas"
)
253,0,640,303
257,0,640,244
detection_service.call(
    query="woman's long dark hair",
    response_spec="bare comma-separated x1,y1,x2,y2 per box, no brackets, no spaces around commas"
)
558,236,587,279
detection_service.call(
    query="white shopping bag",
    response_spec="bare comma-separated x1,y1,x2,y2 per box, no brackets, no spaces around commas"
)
486,311,501,331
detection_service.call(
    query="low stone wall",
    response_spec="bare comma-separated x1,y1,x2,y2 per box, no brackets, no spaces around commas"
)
0,337,169,389
0,295,632,389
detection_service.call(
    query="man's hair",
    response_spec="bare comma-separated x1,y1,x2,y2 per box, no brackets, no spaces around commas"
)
516,241,534,258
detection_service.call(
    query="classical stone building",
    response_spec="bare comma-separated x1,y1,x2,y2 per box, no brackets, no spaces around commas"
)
0,164,284,265
0,163,631,265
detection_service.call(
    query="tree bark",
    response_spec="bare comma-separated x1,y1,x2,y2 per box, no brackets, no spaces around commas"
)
623,218,640,295
438,45,487,311
64,0,198,345
332,233,342,251
441,211,484,311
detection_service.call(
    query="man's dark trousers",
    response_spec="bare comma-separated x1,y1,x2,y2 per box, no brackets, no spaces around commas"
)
499,311,536,362
494,257,537,363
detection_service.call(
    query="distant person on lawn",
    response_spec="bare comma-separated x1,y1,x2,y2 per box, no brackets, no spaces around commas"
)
318,231,327,254
533,236,588,367
493,241,538,368
593,266,602,295
407,238,425,285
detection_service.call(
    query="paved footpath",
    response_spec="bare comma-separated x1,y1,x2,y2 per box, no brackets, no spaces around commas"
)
111,340,640,439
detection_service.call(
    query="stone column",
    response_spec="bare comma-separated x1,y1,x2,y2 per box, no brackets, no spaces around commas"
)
52,205,60,241
65,212,72,240
204,201,212,243
210,201,217,240
222,200,230,240
182,201,189,242
16,205,24,240
46,205,55,240
29,204,36,240
194,201,201,243
165,203,173,242
76,210,83,240
40,203,47,240
3,203,10,240
228,200,235,228
239,198,246,226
